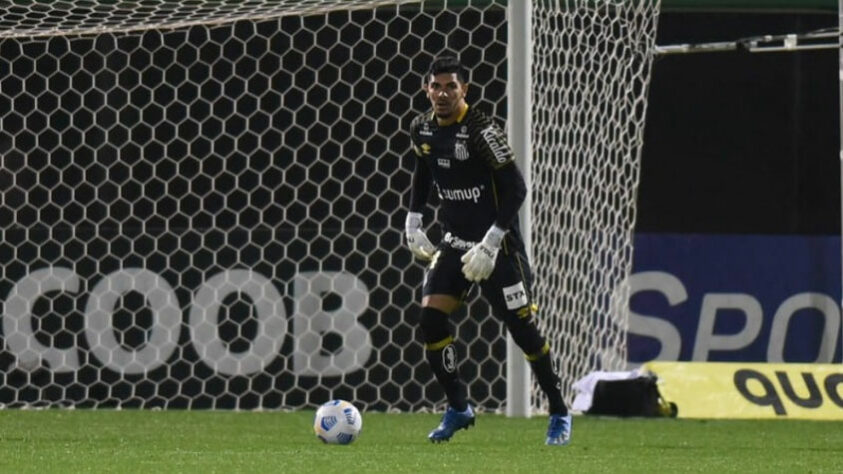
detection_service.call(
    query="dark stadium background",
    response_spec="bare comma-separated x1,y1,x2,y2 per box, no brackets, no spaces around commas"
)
639,7,838,235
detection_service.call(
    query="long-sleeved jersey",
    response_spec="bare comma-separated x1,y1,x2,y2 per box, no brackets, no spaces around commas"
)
408,104,527,244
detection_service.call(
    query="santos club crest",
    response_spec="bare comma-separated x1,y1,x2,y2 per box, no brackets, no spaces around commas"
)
454,140,469,161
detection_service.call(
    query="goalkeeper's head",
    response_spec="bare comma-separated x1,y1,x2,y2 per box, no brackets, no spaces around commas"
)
427,55,468,83
424,55,469,122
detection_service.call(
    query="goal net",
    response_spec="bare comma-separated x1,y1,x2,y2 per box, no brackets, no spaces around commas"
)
530,0,660,411
0,0,660,411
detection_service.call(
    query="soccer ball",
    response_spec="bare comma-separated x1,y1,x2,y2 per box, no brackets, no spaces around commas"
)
313,400,363,445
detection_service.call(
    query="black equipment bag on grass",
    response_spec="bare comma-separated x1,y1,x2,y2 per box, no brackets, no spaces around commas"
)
586,376,678,418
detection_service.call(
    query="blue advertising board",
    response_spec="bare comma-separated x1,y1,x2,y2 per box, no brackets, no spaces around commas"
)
629,234,843,363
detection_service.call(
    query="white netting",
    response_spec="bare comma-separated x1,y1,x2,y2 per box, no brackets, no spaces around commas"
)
531,0,660,409
0,0,511,410
0,0,660,411
0,1,418,38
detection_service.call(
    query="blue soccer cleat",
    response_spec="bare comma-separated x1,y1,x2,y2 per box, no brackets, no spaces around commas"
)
545,413,572,446
428,405,476,443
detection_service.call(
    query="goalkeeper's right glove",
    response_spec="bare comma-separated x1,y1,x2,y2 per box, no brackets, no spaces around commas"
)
405,212,436,261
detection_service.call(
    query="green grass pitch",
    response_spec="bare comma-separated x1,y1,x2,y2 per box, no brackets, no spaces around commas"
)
1,410,841,473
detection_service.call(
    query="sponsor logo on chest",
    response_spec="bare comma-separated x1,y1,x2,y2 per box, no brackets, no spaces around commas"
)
455,125,469,140
437,185,483,203
419,122,433,136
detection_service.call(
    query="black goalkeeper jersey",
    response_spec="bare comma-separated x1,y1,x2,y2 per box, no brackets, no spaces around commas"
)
408,105,526,245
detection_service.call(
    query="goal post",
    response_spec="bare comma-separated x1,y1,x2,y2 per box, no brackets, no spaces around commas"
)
0,0,661,413
506,0,532,418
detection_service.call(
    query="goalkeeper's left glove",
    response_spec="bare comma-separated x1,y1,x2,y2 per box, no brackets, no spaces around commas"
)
461,225,506,282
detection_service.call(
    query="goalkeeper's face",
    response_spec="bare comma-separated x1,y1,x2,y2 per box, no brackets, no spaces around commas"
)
425,73,468,121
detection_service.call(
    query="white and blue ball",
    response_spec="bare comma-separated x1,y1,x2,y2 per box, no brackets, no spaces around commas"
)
313,400,363,445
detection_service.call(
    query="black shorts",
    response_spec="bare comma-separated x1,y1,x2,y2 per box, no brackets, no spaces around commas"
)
422,242,535,318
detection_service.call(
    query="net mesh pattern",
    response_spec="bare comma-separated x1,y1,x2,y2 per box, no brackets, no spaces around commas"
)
531,0,660,409
0,0,660,411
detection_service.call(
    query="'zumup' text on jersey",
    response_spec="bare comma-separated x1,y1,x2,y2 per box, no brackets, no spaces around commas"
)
437,185,483,203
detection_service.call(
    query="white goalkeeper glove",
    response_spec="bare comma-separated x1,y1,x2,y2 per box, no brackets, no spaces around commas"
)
405,212,436,261
461,225,506,282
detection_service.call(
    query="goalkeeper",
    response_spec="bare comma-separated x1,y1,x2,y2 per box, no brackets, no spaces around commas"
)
405,55,571,446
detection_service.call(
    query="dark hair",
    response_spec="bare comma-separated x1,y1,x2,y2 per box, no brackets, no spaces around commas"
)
427,55,468,83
